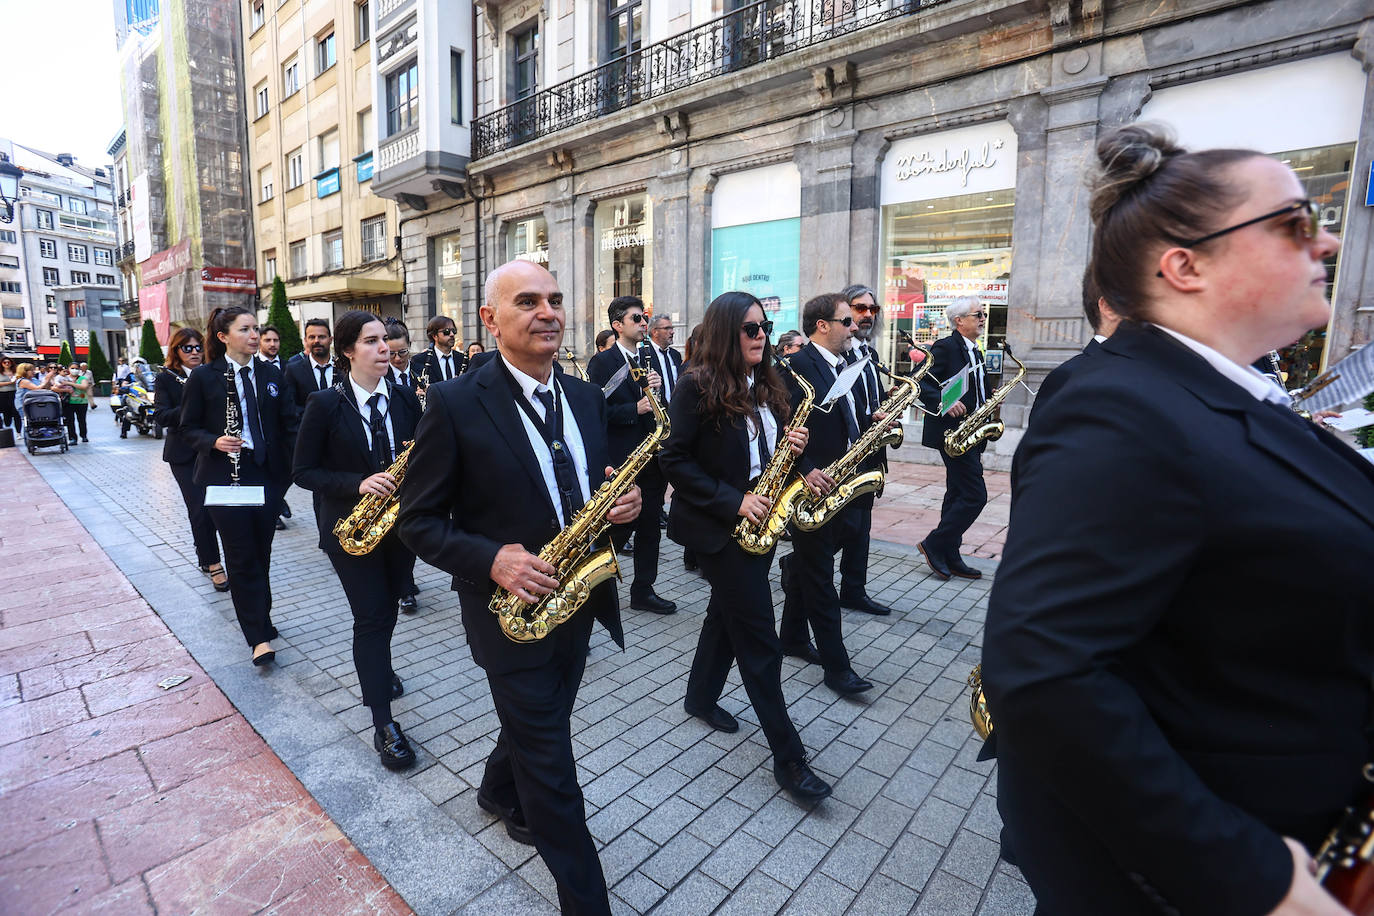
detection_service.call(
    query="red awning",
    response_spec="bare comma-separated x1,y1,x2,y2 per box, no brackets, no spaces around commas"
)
36,346,90,356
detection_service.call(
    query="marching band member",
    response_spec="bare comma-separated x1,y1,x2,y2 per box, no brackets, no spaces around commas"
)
399,259,640,914
985,123,1374,916
384,319,416,390
179,307,297,666
660,291,832,803
154,327,227,593
294,310,422,770
409,315,465,394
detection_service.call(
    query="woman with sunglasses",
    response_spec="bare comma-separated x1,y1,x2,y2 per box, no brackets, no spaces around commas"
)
983,123,1374,916
659,291,832,803
154,327,227,591
180,307,297,667
294,311,422,770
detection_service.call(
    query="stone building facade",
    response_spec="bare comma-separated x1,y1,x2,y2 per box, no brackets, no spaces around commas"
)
387,0,1374,467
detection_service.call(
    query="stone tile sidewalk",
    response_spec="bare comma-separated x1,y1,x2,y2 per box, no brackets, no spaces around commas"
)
872,463,1010,561
0,447,408,914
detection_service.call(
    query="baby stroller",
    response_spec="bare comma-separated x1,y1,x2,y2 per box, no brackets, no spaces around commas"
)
22,390,68,455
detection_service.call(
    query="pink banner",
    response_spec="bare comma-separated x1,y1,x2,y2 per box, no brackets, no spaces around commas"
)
141,282,170,346
201,266,257,293
139,239,192,286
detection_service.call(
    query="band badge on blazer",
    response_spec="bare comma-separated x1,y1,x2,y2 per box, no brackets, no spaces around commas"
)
266,382,279,397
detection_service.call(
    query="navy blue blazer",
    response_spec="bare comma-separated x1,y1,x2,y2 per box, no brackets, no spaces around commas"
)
179,357,297,488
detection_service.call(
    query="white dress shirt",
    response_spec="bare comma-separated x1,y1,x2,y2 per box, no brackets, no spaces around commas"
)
437,349,459,380
503,355,592,525
350,377,397,457
808,340,859,439
652,343,676,402
225,352,258,452
961,335,986,406
1153,325,1290,405
308,357,333,389
746,374,778,480
258,354,282,371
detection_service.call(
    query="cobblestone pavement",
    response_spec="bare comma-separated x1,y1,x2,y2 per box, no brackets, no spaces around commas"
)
20,420,1033,916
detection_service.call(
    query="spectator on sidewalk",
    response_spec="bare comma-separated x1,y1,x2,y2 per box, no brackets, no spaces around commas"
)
0,356,20,433
67,364,92,442
115,357,132,383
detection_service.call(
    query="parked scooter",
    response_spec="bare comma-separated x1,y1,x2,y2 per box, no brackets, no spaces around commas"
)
112,359,162,439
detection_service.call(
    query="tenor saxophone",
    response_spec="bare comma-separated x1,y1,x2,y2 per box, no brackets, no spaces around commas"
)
334,441,414,555
943,344,1026,458
790,350,929,532
734,357,814,555
489,365,670,642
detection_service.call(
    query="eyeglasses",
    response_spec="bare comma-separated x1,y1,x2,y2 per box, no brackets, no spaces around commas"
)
824,315,854,327
850,303,881,316
1181,199,1319,248
435,328,457,337
179,343,203,353
958,312,986,321
391,347,410,357
741,320,775,339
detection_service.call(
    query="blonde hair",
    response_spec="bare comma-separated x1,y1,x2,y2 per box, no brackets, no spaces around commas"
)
15,362,34,378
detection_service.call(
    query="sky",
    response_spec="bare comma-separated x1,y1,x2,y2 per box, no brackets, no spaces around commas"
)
1,0,124,168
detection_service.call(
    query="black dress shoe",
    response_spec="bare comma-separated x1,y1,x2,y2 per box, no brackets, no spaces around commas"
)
783,642,822,666
684,702,739,734
659,508,669,529
630,591,676,614
477,790,536,845
280,501,292,518
774,759,832,803
917,540,951,581
374,722,417,771
947,554,983,579
275,517,287,530
391,673,404,700
824,669,874,695
683,553,699,572
840,592,892,616
398,595,418,615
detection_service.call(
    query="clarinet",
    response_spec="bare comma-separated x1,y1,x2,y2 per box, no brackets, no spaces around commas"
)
638,339,661,405
222,365,243,486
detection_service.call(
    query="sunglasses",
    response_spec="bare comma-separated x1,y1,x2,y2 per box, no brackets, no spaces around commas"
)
824,315,854,327
435,328,457,336
179,343,203,353
1155,200,1320,278
741,320,775,339
850,303,881,316
625,313,648,324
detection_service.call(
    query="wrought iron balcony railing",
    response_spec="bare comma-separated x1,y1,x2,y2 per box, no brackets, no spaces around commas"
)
119,298,140,323
118,240,135,262
473,0,950,159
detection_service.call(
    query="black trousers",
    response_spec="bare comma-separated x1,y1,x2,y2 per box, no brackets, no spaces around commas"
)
927,445,987,558
479,610,610,915
168,459,221,568
327,535,410,710
611,458,664,597
780,513,854,676
838,490,874,597
687,541,805,765
0,391,19,431
207,459,279,647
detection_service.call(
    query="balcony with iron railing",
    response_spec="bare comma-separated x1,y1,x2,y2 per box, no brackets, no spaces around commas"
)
119,298,140,324
117,240,135,263
472,0,951,158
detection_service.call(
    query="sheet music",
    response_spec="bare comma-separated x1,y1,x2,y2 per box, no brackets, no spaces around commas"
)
821,357,870,407
1302,344,1374,413
601,362,630,400
1321,407,1374,432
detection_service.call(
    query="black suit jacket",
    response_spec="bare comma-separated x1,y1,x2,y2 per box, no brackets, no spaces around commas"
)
1027,337,1101,424
153,369,195,465
283,357,334,410
179,357,297,488
984,321,1374,915
785,341,854,476
643,344,684,401
660,373,786,554
587,345,654,466
293,380,421,554
918,331,991,450
397,356,622,674
409,347,467,388
387,359,417,389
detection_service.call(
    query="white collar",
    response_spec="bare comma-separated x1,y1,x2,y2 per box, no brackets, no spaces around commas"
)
652,341,669,356
501,354,555,400
808,340,841,369
436,347,455,360
960,334,980,351
225,353,253,371
309,355,331,370
350,376,386,407
617,341,638,363
1093,334,1108,344
1152,325,1290,406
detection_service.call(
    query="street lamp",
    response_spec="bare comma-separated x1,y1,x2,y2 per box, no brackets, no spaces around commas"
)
0,155,21,224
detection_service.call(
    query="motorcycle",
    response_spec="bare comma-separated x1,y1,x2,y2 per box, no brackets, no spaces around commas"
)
112,365,162,439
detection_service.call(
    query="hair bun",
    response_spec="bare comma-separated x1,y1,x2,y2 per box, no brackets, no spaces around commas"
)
1091,122,1185,223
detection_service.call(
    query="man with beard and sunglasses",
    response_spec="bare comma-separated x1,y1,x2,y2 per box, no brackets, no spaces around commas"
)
778,293,876,696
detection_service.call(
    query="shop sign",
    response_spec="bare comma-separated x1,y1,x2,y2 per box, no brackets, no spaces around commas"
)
923,277,1010,305
881,121,1019,206
355,152,374,183
316,168,340,198
202,267,257,293
515,247,550,264
140,239,192,285
600,226,649,251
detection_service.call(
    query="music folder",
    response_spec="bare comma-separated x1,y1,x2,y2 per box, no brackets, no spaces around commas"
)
205,485,266,507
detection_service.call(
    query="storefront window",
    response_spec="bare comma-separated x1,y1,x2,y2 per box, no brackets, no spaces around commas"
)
506,215,549,266
880,188,1014,372
711,219,800,340
433,231,462,328
1272,143,1355,389
594,194,653,314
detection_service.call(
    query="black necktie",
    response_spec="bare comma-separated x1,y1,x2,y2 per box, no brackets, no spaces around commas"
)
239,366,266,466
400,372,408,387
662,350,675,399
842,348,866,417
367,393,391,469
753,407,772,473
317,366,328,390
534,387,585,522
833,363,861,441
863,345,881,413
442,355,453,380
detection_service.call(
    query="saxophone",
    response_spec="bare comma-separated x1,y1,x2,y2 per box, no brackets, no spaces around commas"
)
790,350,929,532
943,343,1026,458
334,441,414,556
967,664,993,740
489,365,670,642
734,357,814,554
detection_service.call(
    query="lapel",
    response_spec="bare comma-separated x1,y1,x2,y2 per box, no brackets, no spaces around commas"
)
335,384,375,465
1242,407,1374,532
473,357,559,519
616,345,641,400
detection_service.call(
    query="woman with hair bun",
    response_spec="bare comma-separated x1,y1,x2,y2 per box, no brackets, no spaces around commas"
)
293,310,423,770
984,122,1374,915
179,306,297,666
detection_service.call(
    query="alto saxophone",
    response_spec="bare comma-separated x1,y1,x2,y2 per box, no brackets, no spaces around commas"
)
791,350,929,532
734,357,814,555
944,344,1026,458
489,365,670,642
334,440,414,556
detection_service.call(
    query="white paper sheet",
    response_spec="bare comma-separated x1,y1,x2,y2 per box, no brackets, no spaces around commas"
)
1321,408,1374,432
821,357,870,407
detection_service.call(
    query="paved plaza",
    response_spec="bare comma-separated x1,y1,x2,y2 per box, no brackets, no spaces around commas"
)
7,420,1033,916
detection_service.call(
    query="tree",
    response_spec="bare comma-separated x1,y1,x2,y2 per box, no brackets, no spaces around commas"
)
1360,392,1374,449
58,341,74,367
266,277,303,360
139,319,165,365
88,336,112,385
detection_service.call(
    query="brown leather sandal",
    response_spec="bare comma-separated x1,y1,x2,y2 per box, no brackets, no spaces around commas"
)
208,563,230,592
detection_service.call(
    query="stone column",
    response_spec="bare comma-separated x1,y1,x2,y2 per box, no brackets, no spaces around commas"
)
1327,24,1374,360
797,111,858,296
545,176,578,349
648,151,691,334
685,166,715,331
